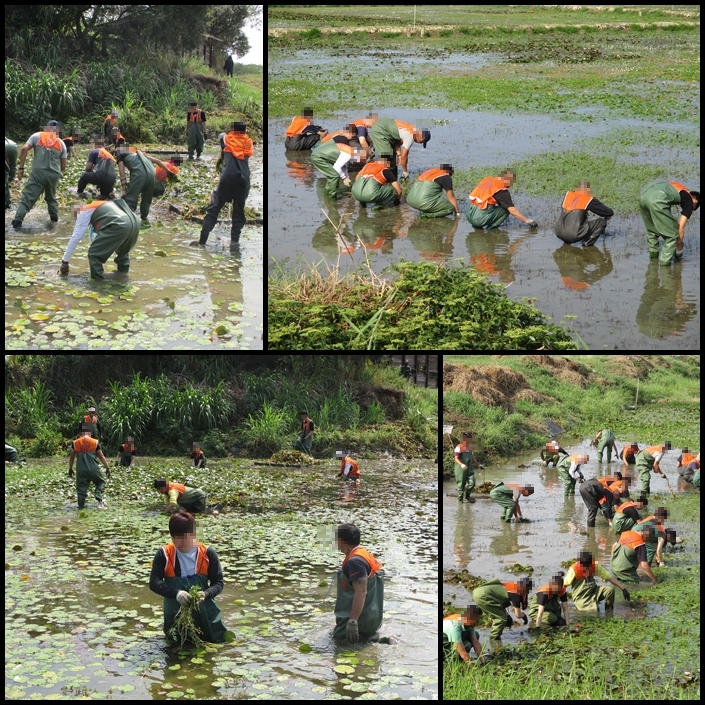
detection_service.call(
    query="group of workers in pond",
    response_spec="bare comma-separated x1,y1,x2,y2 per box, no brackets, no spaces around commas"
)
284,108,700,265
447,426,697,662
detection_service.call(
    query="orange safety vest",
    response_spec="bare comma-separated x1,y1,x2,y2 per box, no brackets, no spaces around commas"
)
536,583,567,599
669,180,695,206
622,444,639,457
111,131,126,143
73,436,99,453
37,131,64,151
166,482,187,500
454,441,472,456
350,118,368,130
342,545,382,578
155,162,180,182
162,541,210,578
598,476,621,489
322,130,350,143
501,581,526,608
122,442,135,452
358,161,390,184
188,109,204,123
341,456,360,478
418,168,451,183
96,148,115,163
679,453,696,466
571,560,597,581
620,530,645,551
79,202,107,217
645,445,662,457
83,413,99,423
223,132,253,160
104,115,117,129
301,419,314,434
285,116,311,137
394,119,416,134
616,500,636,514
562,190,593,212
469,177,507,210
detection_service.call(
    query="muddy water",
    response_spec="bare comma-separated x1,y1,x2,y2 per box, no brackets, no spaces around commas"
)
269,109,700,348
5,149,263,350
443,437,689,642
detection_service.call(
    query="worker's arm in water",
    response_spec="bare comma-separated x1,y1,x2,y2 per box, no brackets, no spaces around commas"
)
446,189,460,214
534,603,545,627
512,605,525,625
639,560,658,585
399,147,410,177
513,497,523,518
677,214,688,250
653,459,665,477
391,180,403,199
454,641,471,662
350,576,368,621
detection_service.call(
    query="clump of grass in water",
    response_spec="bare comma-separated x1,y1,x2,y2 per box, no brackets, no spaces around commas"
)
168,585,208,649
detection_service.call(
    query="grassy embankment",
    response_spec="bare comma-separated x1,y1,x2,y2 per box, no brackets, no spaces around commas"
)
443,353,700,699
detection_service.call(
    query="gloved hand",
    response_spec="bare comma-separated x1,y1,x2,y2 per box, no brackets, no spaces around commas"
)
527,219,538,228
197,591,206,603
505,614,514,628
460,463,468,471
342,177,352,188
622,588,631,602
578,475,585,484
402,171,410,179
176,590,191,607
68,468,74,478
105,467,111,479
346,619,359,643
59,261,69,275
521,612,528,624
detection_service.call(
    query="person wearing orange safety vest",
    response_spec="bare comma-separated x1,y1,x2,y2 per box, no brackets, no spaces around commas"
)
579,475,620,528
154,478,207,514
406,164,460,218
443,605,485,663
60,197,140,279
151,155,182,198
68,424,112,509
563,550,631,612
334,523,384,643
77,138,116,199
639,180,700,265
473,577,532,641
351,156,402,208
466,169,537,230
62,130,80,159
554,180,614,246
677,449,700,486
349,114,377,159
338,452,361,487
197,122,252,246
149,510,228,642
77,405,102,439
528,573,570,628
312,123,365,198
12,120,67,228
556,453,587,496
116,436,138,467
285,107,328,151
611,493,648,535
619,442,640,465
109,126,126,151
103,110,119,140
609,526,658,584
634,442,669,494
186,101,207,159
368,116,430,180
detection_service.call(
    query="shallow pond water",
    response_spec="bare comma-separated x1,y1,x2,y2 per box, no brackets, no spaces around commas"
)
443,436,693,642
5,458,438,700
6,148,263,350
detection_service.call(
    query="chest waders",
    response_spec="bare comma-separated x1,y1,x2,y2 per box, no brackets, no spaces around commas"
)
407,179,454,218
454,447,475,501
610,544,640,583
177,486,207,514
597,429,615,462
87,199,140,279
75,445,106,508
188,114,205,158
557,455,578,496
333,570,384,640
15,143,63,223
123,152,156,220
569,574,614,612
351,176,396,207
200,152,250,243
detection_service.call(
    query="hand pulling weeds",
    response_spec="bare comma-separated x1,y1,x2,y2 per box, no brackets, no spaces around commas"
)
168,585,208,649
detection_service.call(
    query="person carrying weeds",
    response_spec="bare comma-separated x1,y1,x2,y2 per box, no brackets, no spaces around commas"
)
529,572,570,628
154,478,207,514
443,605,485,663
579,477,620,528
563,550,631,612
406,164,460,218
553,180,613,246
454,431,485,503
368,117,430,181
12,120,67,229
351,156,402,209
115,436,137,467
311,124,362,198
69,424,111,509
149,510,227,643
609,526,658,584
293,410,314,455
186,101,207,160
541,440,568,468
489,482,533,522
60,198,140,279
472,577,532,642
556,453,587,496
284,108,328,151
612,493,648,536
639,180,700,265
116,144,156,227
466,169,537,230
334,523,384,643
591,428,619,463
77,138,116,199
634,442,669,495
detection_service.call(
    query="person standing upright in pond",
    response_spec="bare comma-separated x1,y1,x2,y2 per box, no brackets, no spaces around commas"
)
78,405,102,440
454,431,484,503
186,101,207,160
69,424,111,509
591,428,619,463
293,410,314,455
103,109,119,140
554,180,614,246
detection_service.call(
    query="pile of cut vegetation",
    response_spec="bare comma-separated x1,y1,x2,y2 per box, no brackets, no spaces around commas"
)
443,569,486,592
269,450,323,466
521,354,593,388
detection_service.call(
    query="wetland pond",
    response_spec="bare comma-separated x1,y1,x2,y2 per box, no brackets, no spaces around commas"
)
5,146,263,350
5,457,438,700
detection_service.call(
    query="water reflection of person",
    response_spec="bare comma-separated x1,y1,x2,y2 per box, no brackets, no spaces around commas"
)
552,242,613,291
636,261,697,338
311,191,356,258
406,214,459,262
351,206,403,255
285,153,316,185
465,228,532,285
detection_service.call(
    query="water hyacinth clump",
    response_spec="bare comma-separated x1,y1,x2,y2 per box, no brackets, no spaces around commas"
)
168,585,208,649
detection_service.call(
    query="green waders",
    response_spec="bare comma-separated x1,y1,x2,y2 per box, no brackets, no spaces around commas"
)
569,574,614,612
163,570,227,643
556,455,578,496
178,486,207,514
639,182,681,266
368,117,401,180
188,117,205,159
473,579,511,640
528,593,564,625
454,446,476,502
333,570,384,640
14,140,63,223
5,443,20,462
636,521,657,565
542,452,560,467
610,543,641,583
694,470,700,489
6,138,17,209
293,431,312,455
87,199,140,279
75,444,106,509
351,175,396,207
311,140,346,198
597,429,615,462
611,511,637,536
465,203,509,229
635,448,657,494
406,179,454,218
122,151,156,220
489,482,515,522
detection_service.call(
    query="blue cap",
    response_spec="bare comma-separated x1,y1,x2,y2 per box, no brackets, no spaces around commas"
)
47,120,60,127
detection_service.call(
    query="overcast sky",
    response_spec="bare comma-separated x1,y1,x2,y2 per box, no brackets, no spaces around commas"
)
235,16,262,65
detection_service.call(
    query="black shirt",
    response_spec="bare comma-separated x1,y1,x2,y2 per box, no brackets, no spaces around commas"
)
342,555,370,581
332,135,351,145
432,174,453,192
149,545,223,600
302,124,325,135
678,190,694,219
586,197,614,218
536,591,568,606
493,188,514,209
381,168,396,183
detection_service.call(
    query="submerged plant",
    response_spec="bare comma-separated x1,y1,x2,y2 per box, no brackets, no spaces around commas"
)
168,585,208,649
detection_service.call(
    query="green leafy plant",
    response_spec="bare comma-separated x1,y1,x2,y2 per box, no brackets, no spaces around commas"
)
168,585,208,649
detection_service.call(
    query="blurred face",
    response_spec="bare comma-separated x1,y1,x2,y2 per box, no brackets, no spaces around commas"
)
463,612,480,627
172,532,196,551
502,173,515,187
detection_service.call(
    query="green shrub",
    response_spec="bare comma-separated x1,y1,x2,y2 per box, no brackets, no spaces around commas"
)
301,28,322,40
241,402,289,455
27,427,63,458
201,429,232,457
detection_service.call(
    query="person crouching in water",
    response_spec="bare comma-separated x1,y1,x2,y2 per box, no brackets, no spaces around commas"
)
554,180,614,247
529,572,570,628
116,436,137,467
149,510,227,643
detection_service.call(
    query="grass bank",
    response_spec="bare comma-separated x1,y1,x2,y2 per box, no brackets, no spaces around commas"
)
443,354,699,476
269,261,577,350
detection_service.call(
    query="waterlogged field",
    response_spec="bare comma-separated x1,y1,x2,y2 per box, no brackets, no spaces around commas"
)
5,457,438,700
5,144,263,350
269,6,700,349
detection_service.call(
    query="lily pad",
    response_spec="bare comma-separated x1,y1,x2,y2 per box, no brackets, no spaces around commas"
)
298,643,312,653
334,665,355,674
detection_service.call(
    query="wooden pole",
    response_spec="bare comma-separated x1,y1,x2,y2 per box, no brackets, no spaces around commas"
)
635,376,639,410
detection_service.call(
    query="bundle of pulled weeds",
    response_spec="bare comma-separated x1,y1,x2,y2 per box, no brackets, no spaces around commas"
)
269,449,323,466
